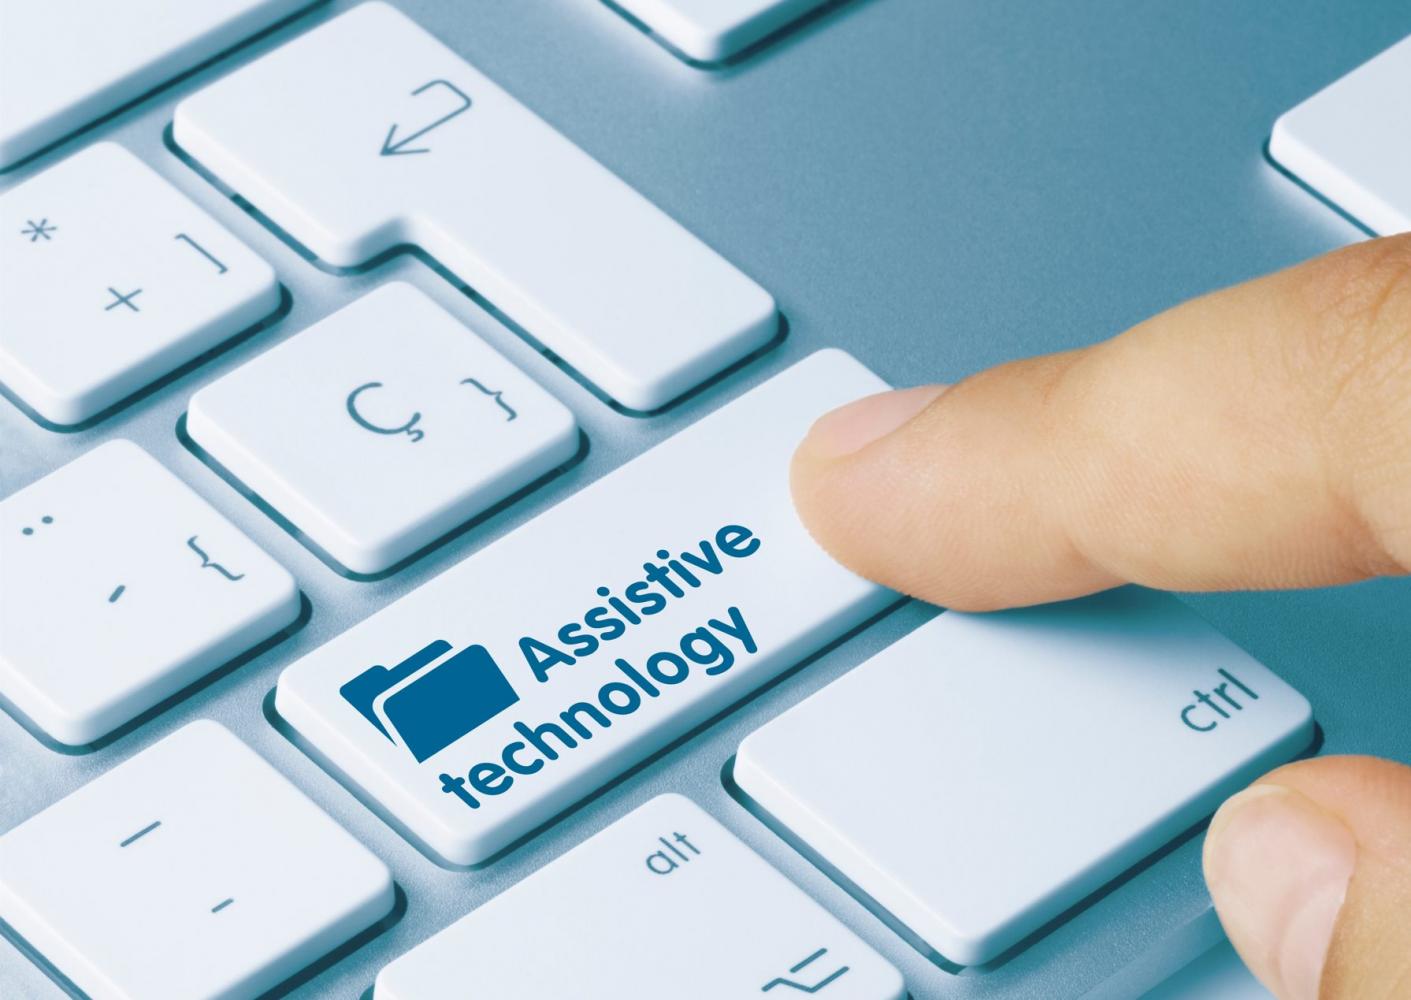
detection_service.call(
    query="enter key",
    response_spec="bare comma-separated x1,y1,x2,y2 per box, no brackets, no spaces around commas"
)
734,588,1316,968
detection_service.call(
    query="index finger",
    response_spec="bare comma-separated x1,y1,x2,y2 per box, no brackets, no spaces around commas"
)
790,234,1411,610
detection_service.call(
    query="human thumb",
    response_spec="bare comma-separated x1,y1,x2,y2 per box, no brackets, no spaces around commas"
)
1203,755,1411,999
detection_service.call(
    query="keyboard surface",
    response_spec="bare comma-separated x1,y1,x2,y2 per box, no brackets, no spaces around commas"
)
1269,32,1411,235
2,1,1410,998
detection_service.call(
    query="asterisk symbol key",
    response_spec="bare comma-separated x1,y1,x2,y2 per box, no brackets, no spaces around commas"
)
20,218,57,242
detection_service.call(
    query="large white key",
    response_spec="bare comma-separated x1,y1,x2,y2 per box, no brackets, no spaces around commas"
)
1270,34,1411,234
276,349,893,866
0,143,280,426
174,2,778,412
0,721,395,1000
735,589,1315,967
0,441,300,746
188,283,579,575
0,0,312,168
374,794,904,1000
613,0,837,63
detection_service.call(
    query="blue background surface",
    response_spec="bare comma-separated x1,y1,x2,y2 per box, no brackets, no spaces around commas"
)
2,1,1409,996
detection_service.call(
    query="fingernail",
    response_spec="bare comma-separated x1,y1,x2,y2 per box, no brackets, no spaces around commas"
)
1204,783,1357,1000
800,384,949,459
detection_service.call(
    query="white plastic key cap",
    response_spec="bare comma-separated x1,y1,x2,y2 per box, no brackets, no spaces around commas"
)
0,720,395,1000
374,794,904,1000
188,283,579,575
0,143,280,426
735,589,1315,967
613,0,836,63
1270,34,1411,234
0,0,312,168
173,1,778,412
0,441,300,746
275,349,894,866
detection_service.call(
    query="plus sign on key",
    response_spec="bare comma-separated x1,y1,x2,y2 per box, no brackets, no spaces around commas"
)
0,142,280,427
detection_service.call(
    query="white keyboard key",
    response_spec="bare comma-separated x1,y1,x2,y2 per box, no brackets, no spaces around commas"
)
1270,34,1411,234
276,349,893,866
735,589,1315,967
0,0,311,168
0,143,279,426
174,2,777,412
613,0,835,63
375,794,904,1000
0,441,299,746
0,721,395,1000
189,283,579,575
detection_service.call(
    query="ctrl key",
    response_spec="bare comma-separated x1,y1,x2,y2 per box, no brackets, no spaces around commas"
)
734,588,1316,967
374,794,905,999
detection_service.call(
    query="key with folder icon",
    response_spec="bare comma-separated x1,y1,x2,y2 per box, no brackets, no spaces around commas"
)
341,641,520,763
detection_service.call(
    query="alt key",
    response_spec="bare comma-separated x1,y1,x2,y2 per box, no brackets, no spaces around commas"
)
374,793,905,999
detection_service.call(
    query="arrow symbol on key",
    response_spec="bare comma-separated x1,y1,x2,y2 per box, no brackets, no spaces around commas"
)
380,79,472,156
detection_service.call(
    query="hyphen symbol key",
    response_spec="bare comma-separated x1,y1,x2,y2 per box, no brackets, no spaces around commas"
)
117,819,235,916
119,820,162,848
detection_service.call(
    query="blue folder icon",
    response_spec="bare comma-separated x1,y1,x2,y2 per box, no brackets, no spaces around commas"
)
340,640,520,763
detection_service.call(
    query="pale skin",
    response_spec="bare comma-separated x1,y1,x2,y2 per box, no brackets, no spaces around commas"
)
791,232,1411,1000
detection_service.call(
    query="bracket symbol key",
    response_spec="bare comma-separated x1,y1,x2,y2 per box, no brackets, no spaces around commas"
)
461,377,516,421
175,233,228,274
187,535,245,581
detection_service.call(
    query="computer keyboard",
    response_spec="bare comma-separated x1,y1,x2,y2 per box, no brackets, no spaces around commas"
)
1270,33,1411,236
173,1,780,413
1,1,1407,998
0,1,315,169
608,0,837,64
0,441,300,747
733,589,1314,967
0,721,394,999
0,143,281,427
186,282,581,576
375,794,907,998
273,347,895,868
